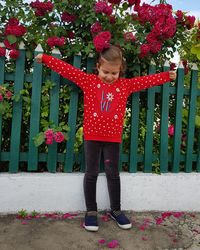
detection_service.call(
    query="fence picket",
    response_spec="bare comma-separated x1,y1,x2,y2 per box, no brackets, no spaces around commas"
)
28,45,43,171
129,65,141,173
47,49,61,173
172,63,184,172
9,43,26,172
0,55,5,162
160,62,170,172
64,55,81,172
185,65,198,172
144,64,156,172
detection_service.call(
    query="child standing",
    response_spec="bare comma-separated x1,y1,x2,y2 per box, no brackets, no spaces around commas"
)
35,45,176,232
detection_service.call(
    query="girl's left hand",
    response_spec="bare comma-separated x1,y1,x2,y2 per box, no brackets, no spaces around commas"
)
169,71,177,81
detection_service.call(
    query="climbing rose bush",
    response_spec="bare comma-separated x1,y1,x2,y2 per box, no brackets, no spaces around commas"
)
0,0,197,65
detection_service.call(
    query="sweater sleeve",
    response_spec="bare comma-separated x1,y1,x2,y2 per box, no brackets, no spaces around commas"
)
125,71,171,95
42,54,90,90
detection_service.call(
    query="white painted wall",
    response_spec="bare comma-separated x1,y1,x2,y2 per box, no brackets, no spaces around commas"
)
0,172,200,213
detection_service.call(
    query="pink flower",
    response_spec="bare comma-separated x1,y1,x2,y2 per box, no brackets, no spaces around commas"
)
6,91,12,99
44,129,54,139
9,49,20,59
168,124,174,137
0,47,6,57
53,131,65,143
124,32,136,42
101,214,110,222
46,138,53,145
0,95,3,102
107,240,119,248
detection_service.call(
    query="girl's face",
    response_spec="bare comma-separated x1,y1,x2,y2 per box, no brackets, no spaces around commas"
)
97,58,121,84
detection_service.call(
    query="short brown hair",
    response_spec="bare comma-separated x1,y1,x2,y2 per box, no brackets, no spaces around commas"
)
98,45,126,75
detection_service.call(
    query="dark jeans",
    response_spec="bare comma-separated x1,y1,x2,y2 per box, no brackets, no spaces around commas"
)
83,140,121,212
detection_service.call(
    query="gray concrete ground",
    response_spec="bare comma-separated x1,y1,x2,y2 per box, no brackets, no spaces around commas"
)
0,211,200,250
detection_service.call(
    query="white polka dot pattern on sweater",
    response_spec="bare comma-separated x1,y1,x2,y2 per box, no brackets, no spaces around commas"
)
42,54,170,142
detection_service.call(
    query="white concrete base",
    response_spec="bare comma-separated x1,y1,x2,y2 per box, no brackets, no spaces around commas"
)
0,172,200,213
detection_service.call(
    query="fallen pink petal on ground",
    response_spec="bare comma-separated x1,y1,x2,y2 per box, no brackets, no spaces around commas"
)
98,239,106,244
107,240,119,249
101,214,110,222
141,236,148,241
21,220,28,225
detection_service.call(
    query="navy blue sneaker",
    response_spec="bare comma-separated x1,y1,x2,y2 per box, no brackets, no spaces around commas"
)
110,211,132,229
84,211,99,232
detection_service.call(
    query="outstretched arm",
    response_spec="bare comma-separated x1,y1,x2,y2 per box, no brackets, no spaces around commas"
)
125,71,176,94
35,54,90,90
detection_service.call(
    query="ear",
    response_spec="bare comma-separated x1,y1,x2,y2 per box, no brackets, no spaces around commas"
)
96,63,100,71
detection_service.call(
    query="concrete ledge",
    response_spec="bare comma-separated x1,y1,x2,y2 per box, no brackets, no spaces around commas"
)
0,172,200,213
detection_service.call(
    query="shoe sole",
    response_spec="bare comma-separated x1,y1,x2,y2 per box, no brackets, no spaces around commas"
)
110,215,132,229
84,224,99,232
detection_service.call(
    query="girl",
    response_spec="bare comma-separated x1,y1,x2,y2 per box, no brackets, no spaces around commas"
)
35,45,176,232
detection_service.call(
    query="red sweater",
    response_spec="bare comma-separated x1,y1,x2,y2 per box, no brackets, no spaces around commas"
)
42,54,170,143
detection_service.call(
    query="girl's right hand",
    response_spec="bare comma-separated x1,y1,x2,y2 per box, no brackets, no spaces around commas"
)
35,53,43,63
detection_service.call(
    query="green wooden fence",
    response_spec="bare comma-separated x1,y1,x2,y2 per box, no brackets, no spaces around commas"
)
0,44,199,173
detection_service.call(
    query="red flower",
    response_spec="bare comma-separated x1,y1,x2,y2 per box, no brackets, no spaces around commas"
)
4,39,17,49
175,10,184,23
47,36,65,47
30,0,54,16
150,41,162,54
9,49,20,59
90,22,102,34
8,18,19,26
67,31,75,40
108,0,121,4
61,12,77,23
5,25,26,37
185,15,195,29
0,47,6,57
139,44,150,57
94,1,113,16
170,62,176,71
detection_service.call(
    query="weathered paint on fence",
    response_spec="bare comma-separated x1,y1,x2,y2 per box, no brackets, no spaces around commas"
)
0,45,199,173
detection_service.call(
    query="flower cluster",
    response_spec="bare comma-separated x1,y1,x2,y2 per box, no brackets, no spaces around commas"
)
30,0,54,16
44,129,65,145
137,3,177,57
93,31,111,52
175,10,196,30
47,36,65,48
0,18,26,59
94,1,113,16
5,18,26,37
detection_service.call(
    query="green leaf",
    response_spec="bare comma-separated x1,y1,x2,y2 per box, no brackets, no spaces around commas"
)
33,132,45,147
7,35,17,44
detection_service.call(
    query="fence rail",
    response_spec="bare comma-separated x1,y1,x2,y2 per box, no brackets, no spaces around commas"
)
0,44,199,173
